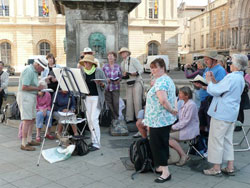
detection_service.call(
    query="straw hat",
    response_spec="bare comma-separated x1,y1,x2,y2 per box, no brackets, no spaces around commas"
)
203,50,218,60
79,54,98,66
118,47,131,55
82,47,94,54
34,57,48,69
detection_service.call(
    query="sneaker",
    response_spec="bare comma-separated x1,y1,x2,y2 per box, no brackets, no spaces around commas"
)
88,145,99,152
203,168,222,176
20,145,36,151
133,131,142,138
234,126,242,132
46,134,55,140
28,140,40,146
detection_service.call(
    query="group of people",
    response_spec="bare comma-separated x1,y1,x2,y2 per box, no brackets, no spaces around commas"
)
16,47,145,152
2,46,249,183
130,51,249,183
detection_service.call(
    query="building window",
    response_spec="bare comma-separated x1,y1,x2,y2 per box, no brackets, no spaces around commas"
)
0,0,9,16
149,0,158,19
193,39,196,51
206,15,210,26
206,34,209,48
39,42,50,55
221,10,225,25
148,42,158,55
38,0,49,17
0,42,11,65
220,30,224,47
213,32,216,47
201,18,204,28
213,13,216,27
201,35,204,49
194,22,196,31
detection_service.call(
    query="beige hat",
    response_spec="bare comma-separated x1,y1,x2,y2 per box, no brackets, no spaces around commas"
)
118,47,131,55
34,57,48,69
82,47,93,54
203,50,218,60
190,75,208,86
79,54,98,66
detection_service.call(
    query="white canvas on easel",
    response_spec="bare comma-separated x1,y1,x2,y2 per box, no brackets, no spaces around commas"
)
53,67,89,94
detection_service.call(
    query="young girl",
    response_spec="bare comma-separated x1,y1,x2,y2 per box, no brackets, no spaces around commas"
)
36,91,54,142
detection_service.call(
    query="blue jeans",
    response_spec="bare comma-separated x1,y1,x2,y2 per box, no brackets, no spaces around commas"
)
36,111,52,128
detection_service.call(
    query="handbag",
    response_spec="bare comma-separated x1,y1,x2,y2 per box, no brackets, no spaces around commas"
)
126,80,136,86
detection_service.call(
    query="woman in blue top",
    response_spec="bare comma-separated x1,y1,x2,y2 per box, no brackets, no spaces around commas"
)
203,54,248,176
144,58,177,183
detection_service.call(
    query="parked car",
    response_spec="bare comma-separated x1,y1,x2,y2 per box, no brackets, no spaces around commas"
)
25,55,46,66
143,55,170,73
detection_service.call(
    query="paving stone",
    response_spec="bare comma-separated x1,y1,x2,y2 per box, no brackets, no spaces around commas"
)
11,175,50,188
0,169,33,183
56,174,95,188
213,179,250,188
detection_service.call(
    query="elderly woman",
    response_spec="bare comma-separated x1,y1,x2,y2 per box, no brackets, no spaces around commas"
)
184,59,206,79
79,54,107,152
169,86,199,166
102,52,122,124
144,58,177,183
203,54,248,176
41,53,61,96
119,47,143,123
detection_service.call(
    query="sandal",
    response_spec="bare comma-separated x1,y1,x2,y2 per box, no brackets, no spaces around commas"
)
221,167,235,176
36,137,41,143
203,168,222,176
176,156,190,166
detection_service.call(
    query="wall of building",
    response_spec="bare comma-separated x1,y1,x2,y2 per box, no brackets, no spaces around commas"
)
0,0,179,71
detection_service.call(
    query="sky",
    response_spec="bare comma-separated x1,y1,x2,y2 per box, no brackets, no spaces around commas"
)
177,0,209,7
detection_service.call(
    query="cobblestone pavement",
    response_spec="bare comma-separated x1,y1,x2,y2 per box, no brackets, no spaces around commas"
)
0,121,250,188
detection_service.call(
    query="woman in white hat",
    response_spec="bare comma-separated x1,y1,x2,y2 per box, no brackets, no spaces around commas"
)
119,47,144,123
79,54,107,151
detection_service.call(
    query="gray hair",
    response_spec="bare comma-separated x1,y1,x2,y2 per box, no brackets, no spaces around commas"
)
232,54,248,71
179,86,193,99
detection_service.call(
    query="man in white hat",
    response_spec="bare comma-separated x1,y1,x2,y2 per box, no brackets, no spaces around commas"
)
119,47,143,123
192,50,226,134
78,47,101,68
17,57,48,151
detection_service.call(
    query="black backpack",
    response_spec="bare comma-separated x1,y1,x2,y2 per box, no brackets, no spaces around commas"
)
129,138,154,179
71,135,89,156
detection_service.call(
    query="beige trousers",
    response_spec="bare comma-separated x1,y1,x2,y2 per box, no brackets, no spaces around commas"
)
125,81,143,121
208,117,235,164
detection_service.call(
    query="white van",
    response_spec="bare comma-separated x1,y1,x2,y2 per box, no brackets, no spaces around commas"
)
143,55,170,73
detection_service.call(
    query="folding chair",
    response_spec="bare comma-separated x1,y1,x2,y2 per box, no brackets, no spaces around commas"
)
186,137,206,159
234,121,250,152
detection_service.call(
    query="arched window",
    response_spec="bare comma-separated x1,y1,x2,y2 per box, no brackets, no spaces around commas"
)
148,42,158,55
0,0,9,16
0,42,11,65
39,42,50,55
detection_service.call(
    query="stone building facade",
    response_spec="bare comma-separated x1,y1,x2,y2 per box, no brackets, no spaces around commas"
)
0,0,179,71
228,0,250,55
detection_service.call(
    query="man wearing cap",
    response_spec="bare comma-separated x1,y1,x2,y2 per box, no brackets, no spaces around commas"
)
17,57,47,151
193,51,226,134
78,47,101,68
119,47,143,123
